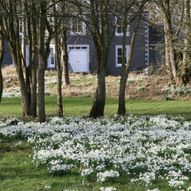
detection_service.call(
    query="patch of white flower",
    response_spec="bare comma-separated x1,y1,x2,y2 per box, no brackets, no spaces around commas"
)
1,115,191,189
162,84,191,95
97,170,119,182
100,187,117,191
2,91,21,98
147,189,160,191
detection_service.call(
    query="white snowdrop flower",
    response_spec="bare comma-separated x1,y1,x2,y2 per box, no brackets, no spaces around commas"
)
97,170,119,182
147,189,160,191
100,186,117,191
168,179,184,188
81,167,94,176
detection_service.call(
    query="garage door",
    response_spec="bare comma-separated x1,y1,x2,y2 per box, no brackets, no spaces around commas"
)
68,45,89,73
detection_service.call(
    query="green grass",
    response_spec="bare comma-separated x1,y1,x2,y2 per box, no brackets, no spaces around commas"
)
1,96,191,119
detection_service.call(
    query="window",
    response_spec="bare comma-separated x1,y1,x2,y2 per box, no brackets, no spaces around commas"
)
115,45,129,67
48,45,55,68
115,17,130,37
70,18,86,35
19,17,28,36
19,18,23,35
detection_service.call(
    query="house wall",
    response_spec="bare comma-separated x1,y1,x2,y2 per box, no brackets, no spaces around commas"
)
2,41,12,66
107,21,146,75
67,34,96,73
149,26,163,68
67,18,148,75
2,18,160,75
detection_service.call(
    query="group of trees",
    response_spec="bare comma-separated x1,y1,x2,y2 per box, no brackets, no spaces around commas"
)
0,0,190,122
148,0,191,84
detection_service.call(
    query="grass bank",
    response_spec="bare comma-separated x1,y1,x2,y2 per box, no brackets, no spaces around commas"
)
0,96,191,119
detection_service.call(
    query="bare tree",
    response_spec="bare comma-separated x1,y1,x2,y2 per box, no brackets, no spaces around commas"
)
0,0,32,116
181,0,191,84
116,0,148,115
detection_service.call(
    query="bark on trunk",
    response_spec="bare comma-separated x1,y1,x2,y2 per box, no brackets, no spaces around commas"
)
38,55,46,122
37,1,48,123
90,70,106,118
21,14,31,113
29,2,38,117
118,74,128,115
0,67,2,103
163,18,172,78
163,14,178,83
56,42,63,117
181,0,191,84
13,45,31,116
118,32,136,115
0,22,3,103
30,44,37,117
61,31,70,86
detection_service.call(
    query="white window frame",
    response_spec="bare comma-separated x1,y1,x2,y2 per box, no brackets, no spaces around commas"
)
48,44,56,68
70,17,86,35
115,45,129,67
115,17,130,37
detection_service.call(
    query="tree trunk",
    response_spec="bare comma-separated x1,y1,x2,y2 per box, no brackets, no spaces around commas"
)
56,42,64,117
118,32,136,115
38,55,46,122
0,19,3,103
21,11,31,113
163,18,172,78
30,44,38,117
61,31,70,86
90,64,106,118
118,74,128,115
12,44,31,116
29,2,38,118
181,0,191,84
90,69,106,118
37,1,48,123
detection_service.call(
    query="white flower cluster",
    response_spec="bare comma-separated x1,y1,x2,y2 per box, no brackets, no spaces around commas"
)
162,84,191,95
1,115,191,189
97,170,119,182
100,187,117,191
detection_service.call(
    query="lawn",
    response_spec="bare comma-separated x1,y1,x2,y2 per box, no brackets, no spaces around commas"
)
1,97,191,191
1,96,191,119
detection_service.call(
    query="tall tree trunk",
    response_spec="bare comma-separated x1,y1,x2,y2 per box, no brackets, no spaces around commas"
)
61,30,70,86
0,65,2,103
118,32,136,115
21,6,31,113
0,18,3,103
37,1,47,123
182,0,191,84
38,54,46,122
90,45,106,118
90,70,106,118
12,43,31,116
163,18,172,79
29,2,38,118
30,40,38,117
165,18,178,83
56,42,63,117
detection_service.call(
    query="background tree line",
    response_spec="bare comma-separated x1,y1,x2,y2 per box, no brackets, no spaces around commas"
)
0,0,190,122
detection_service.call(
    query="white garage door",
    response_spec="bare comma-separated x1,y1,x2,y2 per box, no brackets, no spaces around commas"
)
68,45,89,73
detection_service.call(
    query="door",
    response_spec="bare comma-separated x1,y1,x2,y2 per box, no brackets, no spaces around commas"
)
68,45,89,72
